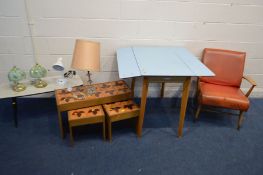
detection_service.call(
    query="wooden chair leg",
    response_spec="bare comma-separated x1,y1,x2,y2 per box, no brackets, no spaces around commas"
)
102,119,106,140
69,126,74,147
195,104,202,121
160,82,165,98
237,111,244,130
107,119,112,141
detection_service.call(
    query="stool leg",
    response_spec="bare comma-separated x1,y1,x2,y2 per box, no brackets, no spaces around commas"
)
107,118,112,141
102,119,106,140
69,125,74,146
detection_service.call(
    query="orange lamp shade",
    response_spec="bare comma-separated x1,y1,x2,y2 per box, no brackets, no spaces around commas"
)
71,39,100,71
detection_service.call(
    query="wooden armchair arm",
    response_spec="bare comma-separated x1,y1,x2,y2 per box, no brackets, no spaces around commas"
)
242,76,257,97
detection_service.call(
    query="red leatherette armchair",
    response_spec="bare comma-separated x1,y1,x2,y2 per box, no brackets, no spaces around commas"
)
195,48,256,129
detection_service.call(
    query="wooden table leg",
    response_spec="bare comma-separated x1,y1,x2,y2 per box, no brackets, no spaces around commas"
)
136,77,149,137
57,110,64,138
178,77,191,138
102,118,106,140
131,77,136,98
12,97,18,128
108,119,112,141
69,125,74,146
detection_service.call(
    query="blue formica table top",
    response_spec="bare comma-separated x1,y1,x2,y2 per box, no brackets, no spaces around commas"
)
117,47,214,79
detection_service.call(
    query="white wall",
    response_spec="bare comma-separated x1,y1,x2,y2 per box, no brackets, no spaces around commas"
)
1,0,263,97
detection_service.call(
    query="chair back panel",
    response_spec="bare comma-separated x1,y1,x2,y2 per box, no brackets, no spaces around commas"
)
200,48,246,87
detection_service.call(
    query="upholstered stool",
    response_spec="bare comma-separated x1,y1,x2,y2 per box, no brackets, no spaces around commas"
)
68,105,105,146
103,100,140,141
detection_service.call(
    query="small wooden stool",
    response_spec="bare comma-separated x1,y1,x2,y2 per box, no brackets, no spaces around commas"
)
68,105,105,146
103,100,140,141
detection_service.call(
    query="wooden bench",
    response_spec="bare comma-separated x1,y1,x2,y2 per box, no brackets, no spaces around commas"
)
68,105,105,146
103,100,140,141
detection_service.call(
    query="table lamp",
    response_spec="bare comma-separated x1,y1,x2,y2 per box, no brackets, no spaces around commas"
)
8,66,27,92
53,57,67,86
53,57,64,71
71,39,100,95
29,63,48,88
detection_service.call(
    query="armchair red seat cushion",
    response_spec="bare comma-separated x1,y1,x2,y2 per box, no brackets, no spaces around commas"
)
199,82,249,111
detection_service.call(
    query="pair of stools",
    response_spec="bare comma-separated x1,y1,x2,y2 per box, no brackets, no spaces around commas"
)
68,100,140,146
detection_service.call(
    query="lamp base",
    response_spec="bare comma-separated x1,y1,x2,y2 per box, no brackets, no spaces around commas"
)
12,82,26,92
34,79,47,88
72,91,86,100
85,71,96,95
86,85,96,95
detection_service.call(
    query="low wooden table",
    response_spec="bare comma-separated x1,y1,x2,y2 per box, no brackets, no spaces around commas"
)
55,80,132,138
0,75,83,127
68,105,106,146
103,100,140,141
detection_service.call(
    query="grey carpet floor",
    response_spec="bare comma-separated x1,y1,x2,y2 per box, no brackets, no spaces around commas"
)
0,98,262,175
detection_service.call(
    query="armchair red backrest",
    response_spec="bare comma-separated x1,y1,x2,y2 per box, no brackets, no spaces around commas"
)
200,48,246,87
